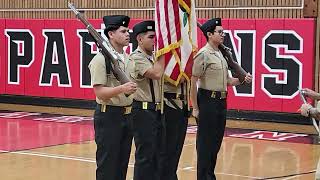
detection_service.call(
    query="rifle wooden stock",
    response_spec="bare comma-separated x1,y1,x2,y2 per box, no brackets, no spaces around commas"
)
196,22,247,83
218,44,247,83
68,2,131,84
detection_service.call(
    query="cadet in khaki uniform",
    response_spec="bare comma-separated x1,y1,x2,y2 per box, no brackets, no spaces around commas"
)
160,79,188,180
129,20,165,180
88,15,137,180
190,18,252,180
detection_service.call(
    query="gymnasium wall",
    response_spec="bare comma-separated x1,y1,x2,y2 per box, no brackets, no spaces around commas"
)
0,0,306,19
0,18,315,113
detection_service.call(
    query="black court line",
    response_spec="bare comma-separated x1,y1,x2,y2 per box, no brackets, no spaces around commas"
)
258,170,316,179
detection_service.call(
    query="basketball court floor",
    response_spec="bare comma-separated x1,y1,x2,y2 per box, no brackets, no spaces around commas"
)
0,103,319,180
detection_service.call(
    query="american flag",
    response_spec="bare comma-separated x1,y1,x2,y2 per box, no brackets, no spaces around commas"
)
155,0,197,85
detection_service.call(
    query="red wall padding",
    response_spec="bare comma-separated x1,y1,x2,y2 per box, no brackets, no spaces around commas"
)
0,18,315,113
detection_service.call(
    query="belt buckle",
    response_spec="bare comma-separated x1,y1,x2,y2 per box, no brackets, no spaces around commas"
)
220,92,227,99
124,106,132,114
176,93,181,100
211,91,216,98
101,104,107,112
156,103,161,111
142,102,148,110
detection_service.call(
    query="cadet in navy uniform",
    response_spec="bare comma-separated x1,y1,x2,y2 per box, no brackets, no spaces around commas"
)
190,18,252,180
129,20,165,180
88,15,137,180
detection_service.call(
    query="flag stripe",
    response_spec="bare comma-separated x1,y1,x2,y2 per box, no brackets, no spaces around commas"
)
164,55,177,76
171,0,181,44
156,0,197,85
156,0,165,51
162,1,173,46
160,0,170,48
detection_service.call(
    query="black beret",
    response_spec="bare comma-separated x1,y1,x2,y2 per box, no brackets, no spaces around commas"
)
103,15,130,28
200,18,222,33
133,20,155,36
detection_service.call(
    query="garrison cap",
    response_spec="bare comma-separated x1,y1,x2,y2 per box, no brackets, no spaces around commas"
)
133,20,155,36
103,15,130,28
200,18,222,33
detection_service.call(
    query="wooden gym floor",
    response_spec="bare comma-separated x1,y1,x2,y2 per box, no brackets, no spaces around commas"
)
0,103,319,180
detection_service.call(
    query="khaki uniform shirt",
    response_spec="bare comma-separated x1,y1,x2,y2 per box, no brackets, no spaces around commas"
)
164,82,185,109
88,52,133,106
192,43,229,91
129,47,161,103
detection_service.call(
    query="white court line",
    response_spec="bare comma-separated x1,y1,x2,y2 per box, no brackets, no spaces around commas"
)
6,150,96,163
216,172,260,179
282,176,299,180
1,150,260,179
0,150,135,167
182,166,193,170
130,142,195,155
183,143,195,147
177,166,261,179
1,149,316,179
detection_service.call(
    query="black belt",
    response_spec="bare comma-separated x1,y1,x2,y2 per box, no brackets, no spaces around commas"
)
96,104,132,114
198,88,227,99
164,93,184,100
132,100,161,111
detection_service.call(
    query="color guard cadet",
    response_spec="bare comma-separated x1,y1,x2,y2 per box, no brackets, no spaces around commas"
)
129,20,165,180
88,15,137,180
190,18,252,180
160,78,189,180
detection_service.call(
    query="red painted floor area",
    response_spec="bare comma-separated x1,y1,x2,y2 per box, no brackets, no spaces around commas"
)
0,110,316,152
0,112,94,151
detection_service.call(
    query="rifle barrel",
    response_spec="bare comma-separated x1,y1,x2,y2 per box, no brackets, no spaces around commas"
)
68,2,79,15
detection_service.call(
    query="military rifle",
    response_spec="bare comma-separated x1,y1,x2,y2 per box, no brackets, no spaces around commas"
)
196,22,248,83
68,2,131,84
218,44,247,83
